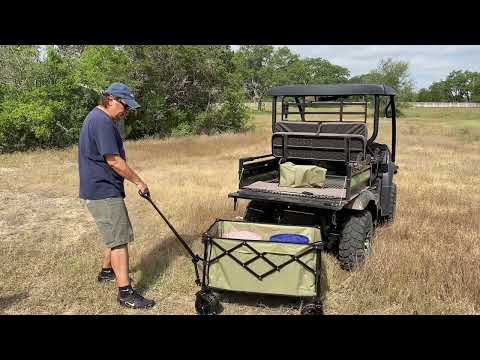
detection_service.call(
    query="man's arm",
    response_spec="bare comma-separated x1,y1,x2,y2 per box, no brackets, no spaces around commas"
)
105,154,149,194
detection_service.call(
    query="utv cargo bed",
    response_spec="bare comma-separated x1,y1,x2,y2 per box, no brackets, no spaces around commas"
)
244,175,347,200
230,167,371,210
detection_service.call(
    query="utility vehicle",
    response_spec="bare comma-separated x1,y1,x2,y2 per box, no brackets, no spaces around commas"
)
229,84,399,270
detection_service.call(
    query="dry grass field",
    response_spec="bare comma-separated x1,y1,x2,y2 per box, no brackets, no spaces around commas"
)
1,107,479,315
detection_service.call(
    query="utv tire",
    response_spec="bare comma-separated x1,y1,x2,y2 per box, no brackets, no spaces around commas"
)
383,183,397,224
338,210,374,271
244,201,273,223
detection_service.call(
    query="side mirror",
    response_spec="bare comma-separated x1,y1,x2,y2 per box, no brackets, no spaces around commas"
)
385,100,393,118
385,108,392,118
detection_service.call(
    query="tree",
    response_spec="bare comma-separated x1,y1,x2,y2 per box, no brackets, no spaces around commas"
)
233,45,276,110
442,70,480,102
73,45,132,93
0,45,250,153
349,58,415,109
124,45,247,137
269,47,300,85
289,58,349,85
56,45,87,59
0,46,83,151
444,70,469,101
468,72,480,102
234,46,351,109
417,71,480,102
426,81,450,102
416,88,433,102
0,45,40,91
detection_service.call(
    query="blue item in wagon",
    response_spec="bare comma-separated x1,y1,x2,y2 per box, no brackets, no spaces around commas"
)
269,233,310,244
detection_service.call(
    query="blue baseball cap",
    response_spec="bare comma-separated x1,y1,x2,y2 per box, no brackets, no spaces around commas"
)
104,82,141,109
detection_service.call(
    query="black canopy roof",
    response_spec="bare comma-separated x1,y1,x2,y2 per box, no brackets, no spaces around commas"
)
267,84,397,96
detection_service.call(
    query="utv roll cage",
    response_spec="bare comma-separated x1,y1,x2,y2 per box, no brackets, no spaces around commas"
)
268,84,397,162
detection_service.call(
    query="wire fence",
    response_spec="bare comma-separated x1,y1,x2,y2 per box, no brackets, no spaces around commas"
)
246,102,480,110
411,102,480,108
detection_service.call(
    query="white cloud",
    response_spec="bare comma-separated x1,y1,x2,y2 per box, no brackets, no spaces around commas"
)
232,45,480,89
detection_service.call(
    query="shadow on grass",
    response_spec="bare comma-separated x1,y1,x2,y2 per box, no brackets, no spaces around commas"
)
0,292,29,313
131,234,197,294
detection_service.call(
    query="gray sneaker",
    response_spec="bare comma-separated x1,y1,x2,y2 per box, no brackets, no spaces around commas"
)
97,269,134,284
118,288,155,309
97,269,116,283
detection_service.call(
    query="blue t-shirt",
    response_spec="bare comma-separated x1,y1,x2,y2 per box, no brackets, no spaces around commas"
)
78,108,126,200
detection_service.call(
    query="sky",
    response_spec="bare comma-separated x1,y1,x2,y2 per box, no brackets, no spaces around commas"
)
232,45,480,90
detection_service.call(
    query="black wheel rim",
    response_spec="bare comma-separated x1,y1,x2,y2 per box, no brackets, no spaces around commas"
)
198,299,209,314
364,229,372,254
196,294,217,315
302,304,322,315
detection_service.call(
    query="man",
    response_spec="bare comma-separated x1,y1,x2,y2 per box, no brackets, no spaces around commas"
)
78,82,155,309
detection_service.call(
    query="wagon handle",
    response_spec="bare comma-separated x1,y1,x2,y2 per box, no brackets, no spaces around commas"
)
138,189,151,199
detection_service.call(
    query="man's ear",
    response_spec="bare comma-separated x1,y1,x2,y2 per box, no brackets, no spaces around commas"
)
106,96,114,108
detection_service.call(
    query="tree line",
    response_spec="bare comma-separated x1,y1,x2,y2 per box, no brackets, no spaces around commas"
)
416,70,480,102
0,45,473,153
0,45,248,153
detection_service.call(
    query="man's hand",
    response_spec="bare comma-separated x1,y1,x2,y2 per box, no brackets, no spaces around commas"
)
136,181,149,196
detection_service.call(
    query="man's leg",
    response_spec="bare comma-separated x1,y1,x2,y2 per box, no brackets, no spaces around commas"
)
87,197,154,308
114,243,155,309
87,199,116,283
110,244,130,287
97,248,116,283
103,248,112,268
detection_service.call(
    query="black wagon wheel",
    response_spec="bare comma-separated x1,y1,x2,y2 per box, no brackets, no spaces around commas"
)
195,290,221,315
337,210,374,271
301,303,324,315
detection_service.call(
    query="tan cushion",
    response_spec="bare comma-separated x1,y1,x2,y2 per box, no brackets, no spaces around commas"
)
279,162,327,188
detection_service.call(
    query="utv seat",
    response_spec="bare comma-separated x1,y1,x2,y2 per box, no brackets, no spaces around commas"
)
272,121,369,166
274,121,319,133
272,132,366,163
274,121,368,138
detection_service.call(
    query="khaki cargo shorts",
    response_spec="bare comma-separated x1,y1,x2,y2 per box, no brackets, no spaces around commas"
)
85,197,134,248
